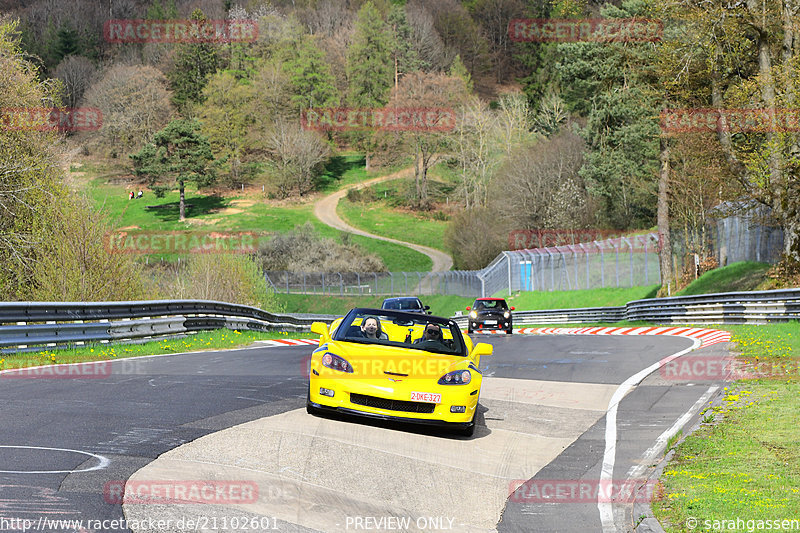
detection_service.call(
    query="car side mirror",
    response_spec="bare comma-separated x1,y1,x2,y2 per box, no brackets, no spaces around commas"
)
310,322,330,341
466,306,471,311
470,342,493,366
424,305,430,310
511,306,515,311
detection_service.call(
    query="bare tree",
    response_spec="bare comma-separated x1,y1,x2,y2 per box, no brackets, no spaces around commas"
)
453,97,498,209
406,1,448,72
83,64,173,154
53,55,96,108
264,120,330,197
493,129,591,230
299,0,353,37
248,62,293,123
389,71,469,208
471,0,525,82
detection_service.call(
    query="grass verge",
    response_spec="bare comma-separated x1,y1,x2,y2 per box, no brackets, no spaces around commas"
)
652,323,800,531
0,329,315,370
276,285,661,317
677,261,771,296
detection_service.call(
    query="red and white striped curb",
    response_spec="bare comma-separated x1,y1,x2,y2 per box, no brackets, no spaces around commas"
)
277,326,732,349
520,326,731,348
256,338,319,347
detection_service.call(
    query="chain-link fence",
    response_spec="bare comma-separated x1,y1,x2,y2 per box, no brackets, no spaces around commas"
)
715,204,783,265
665,204,784,287
265,232,661,297
480,233,661,295
264,271,483,297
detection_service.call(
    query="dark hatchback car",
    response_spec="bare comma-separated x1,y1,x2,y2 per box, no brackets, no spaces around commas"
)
381,297,431,314
466,298,514,334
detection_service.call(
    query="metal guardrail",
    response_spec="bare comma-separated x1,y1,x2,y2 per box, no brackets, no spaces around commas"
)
3,288,799,353
453,288,800,327
0,300,338,353
451,306,627,328
624,288,800,324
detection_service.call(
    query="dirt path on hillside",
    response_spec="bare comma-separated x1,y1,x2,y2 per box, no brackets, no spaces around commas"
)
313,167,454,272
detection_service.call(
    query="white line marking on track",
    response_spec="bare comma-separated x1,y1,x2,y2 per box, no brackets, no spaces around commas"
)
0,445,109,474
598,337,701,533
626,385,719,481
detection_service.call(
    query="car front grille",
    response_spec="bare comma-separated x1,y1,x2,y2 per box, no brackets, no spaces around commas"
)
350,393,436,414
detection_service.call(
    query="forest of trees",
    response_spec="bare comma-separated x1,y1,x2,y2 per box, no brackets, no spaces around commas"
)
2,0,799,299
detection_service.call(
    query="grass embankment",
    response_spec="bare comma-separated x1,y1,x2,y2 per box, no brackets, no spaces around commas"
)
276,285,660,317
0,329,315,372
676,262,772,296
337,175,454,254
82,155,432,271
653,323,800,531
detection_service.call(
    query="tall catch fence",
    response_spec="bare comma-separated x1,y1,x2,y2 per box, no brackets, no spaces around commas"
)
265,232,661,297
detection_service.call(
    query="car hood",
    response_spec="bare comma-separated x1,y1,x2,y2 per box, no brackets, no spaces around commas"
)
322,340,467,378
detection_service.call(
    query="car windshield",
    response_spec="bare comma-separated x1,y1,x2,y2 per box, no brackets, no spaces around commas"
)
383,298,422,311
334,308,466,356
474,299,507,310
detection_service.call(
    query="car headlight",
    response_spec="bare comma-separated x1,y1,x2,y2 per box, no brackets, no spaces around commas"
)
504,311,510,318
438,369,471,385
469,311,477,319
321,352,353,373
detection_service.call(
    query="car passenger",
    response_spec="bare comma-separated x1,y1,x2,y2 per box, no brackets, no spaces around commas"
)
360,316,388,340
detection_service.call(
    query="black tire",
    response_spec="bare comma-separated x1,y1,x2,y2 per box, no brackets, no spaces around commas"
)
467,327,473,334
506,328,513,334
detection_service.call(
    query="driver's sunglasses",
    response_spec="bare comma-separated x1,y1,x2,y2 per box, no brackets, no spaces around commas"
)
426,327,439,334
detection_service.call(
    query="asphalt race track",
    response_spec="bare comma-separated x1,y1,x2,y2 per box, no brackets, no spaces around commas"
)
0,333,730,533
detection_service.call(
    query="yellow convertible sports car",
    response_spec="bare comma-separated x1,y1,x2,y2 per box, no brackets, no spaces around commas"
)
307,308,492,436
